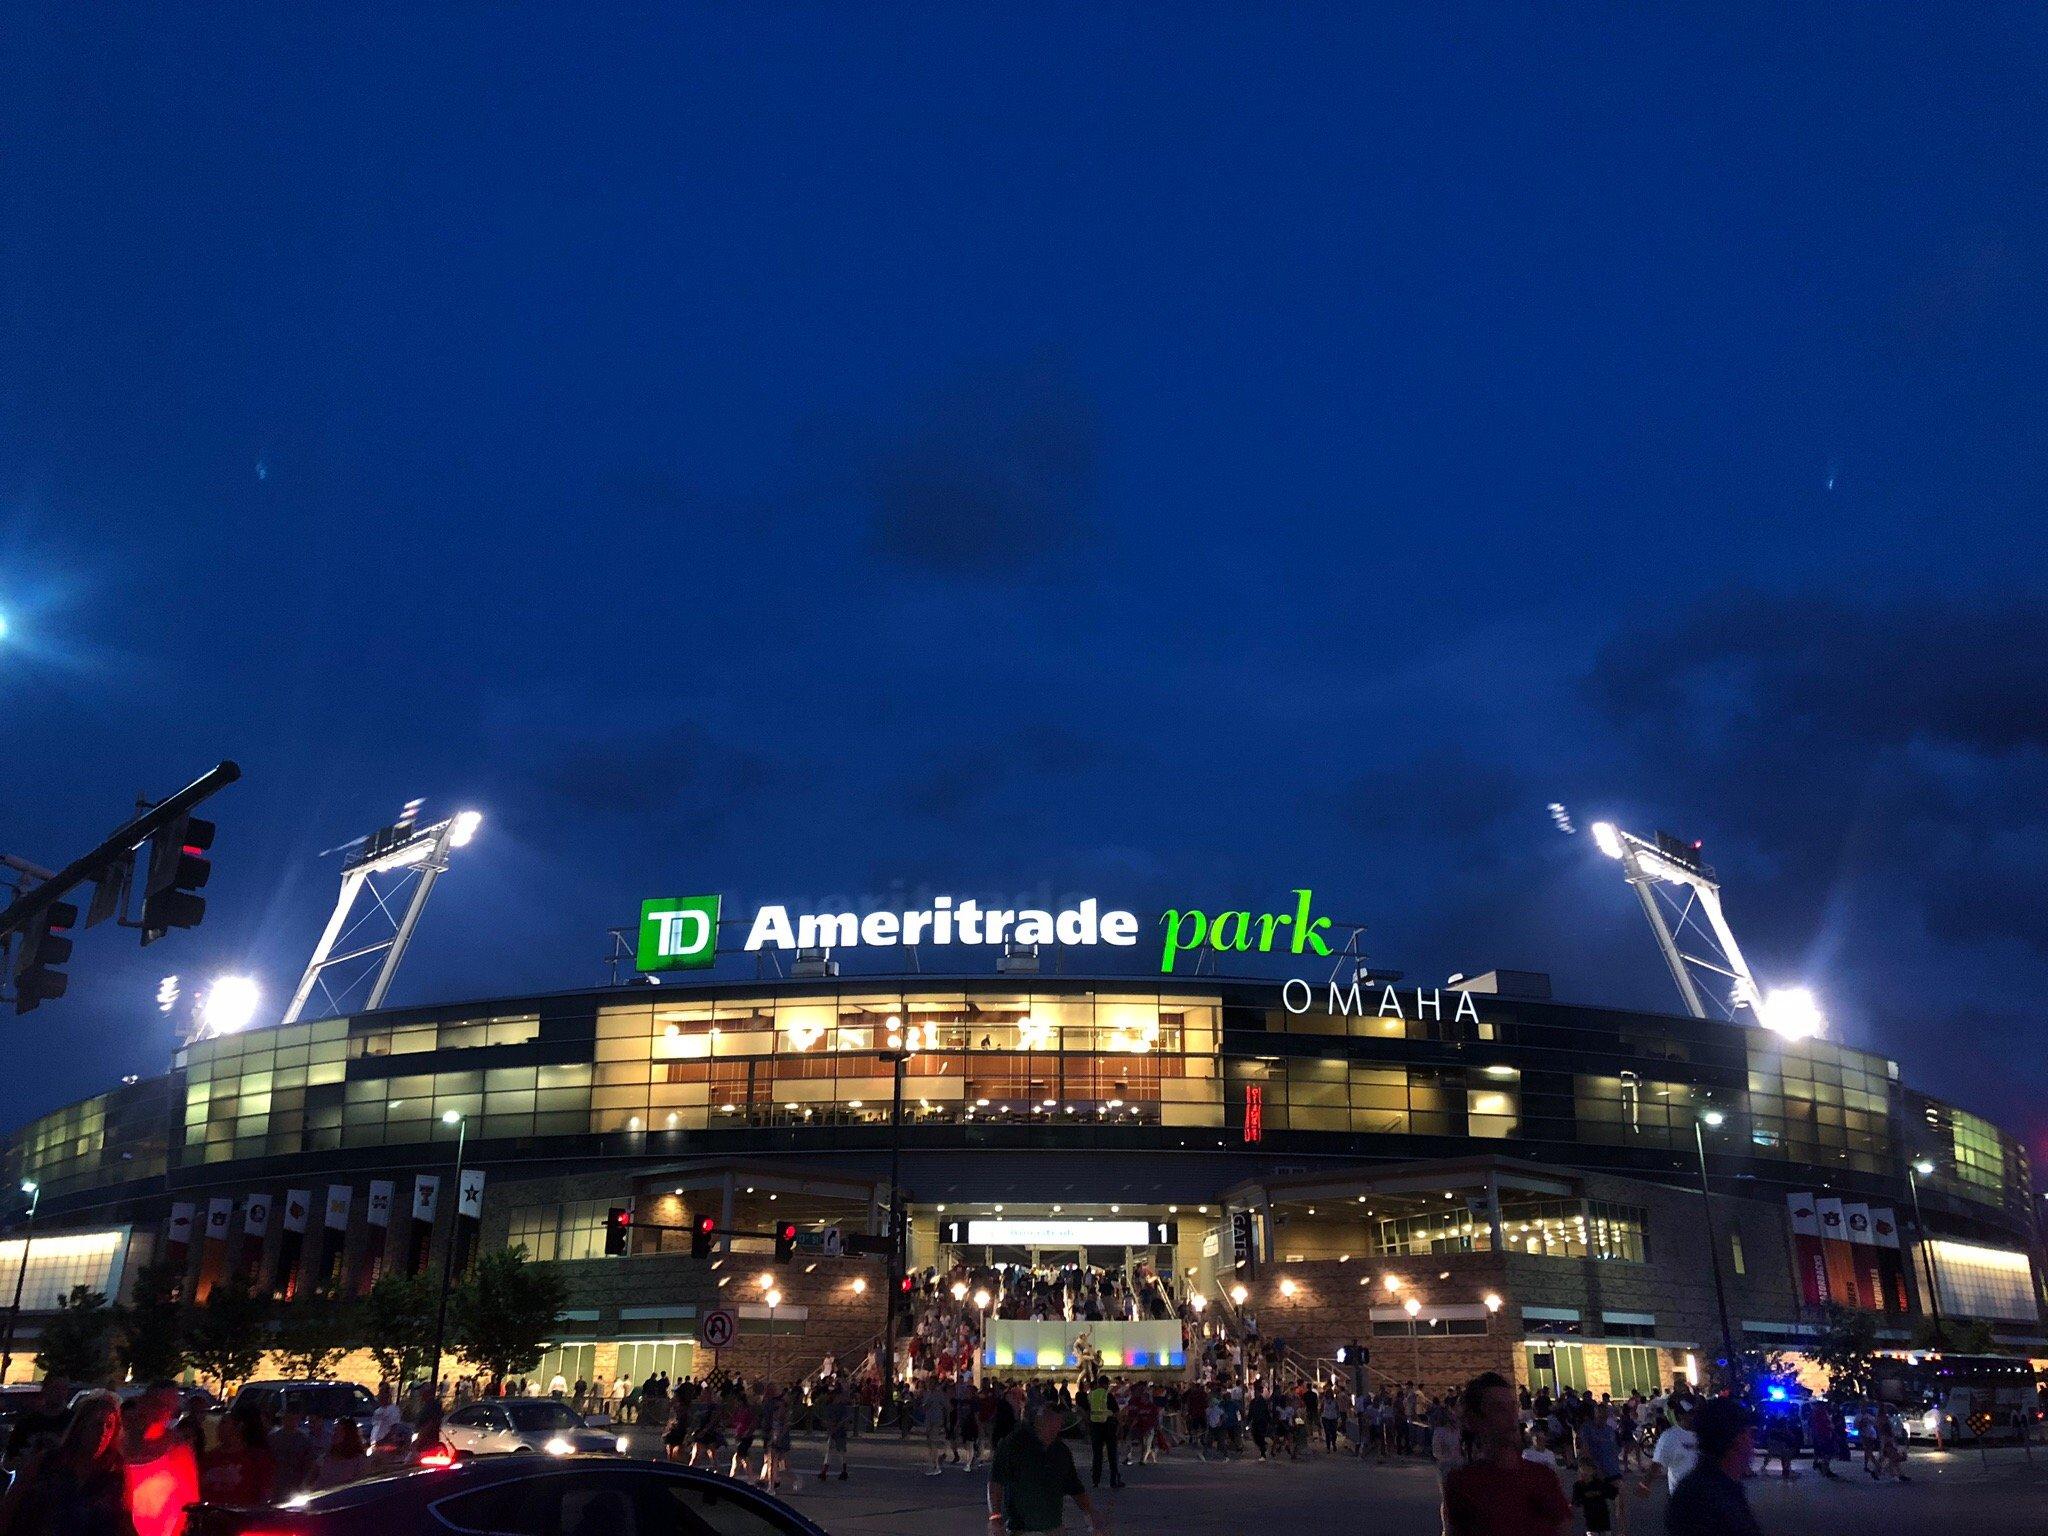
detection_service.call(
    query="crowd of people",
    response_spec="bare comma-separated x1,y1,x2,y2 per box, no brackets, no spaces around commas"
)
0,1377,409,1536
0,1317,1976,1536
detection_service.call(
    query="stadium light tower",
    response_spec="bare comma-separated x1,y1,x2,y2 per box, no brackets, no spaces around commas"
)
282,802,483,1024
1586,821,1823,1039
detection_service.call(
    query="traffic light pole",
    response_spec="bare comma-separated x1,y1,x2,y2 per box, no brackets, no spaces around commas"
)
0,762,239,942
878,1048,907,1425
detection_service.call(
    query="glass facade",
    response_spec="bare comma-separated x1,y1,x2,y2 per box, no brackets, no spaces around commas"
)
0,979,2032,1280
588,993,1221,1133
506,1200,620,1262
1743,1037,1892,1175
1606,1344,1662,1395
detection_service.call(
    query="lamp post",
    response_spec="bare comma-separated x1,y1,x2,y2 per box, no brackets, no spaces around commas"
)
876,1016,921,1423
1402,1294,1422,1381
0,1180,41,1385
1907,1158,1946,1346
766,1288,782,1383
427,1110,467,1402
1692,1109,1738,1377
973,1288,991,1385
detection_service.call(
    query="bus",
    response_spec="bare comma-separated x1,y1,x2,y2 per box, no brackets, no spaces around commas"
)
1869,1353,2044,1443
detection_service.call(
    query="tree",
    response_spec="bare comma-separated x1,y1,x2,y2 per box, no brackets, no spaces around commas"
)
186,1277,270,1392
450,1245,568,1390
35,1286,119,1385
273,1300,357,1379
362,1271,437,1389
1811,1302,1882,1398
119,1257,190,1384
1912,1314,1995,1353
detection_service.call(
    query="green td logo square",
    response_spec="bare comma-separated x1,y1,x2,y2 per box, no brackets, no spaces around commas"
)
638,895,721,971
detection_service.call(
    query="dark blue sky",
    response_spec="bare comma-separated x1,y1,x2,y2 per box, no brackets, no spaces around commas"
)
5,8,2046,1151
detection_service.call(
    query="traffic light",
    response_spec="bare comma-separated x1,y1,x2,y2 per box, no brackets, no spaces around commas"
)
774,1220,798,1263
141,814,215,944
898,1274,914,1295
690,1213,716,1259
12,900,77,1015
604,1206,632,1255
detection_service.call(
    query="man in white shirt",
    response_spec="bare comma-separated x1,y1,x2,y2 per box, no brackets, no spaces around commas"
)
1642,1404,1699,1497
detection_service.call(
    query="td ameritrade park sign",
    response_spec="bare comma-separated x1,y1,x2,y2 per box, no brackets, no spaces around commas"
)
640,888,1372,980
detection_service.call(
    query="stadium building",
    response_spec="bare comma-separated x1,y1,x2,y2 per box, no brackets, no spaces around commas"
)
4,957,2043,1399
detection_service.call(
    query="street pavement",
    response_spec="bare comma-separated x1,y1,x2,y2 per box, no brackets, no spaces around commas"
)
617,1426,2048,1533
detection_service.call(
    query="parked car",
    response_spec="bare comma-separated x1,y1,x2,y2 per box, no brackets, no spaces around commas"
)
441,1398,622,1457
189,1455,830,1535
228,1381,378,1440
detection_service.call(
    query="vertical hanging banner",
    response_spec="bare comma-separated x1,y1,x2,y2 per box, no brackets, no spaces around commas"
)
1844,1203,1886,1312
241,1193,272,1281
1869,1207,1908,1312
1815,1196,1861,1308
318,1184,353,1293
277,1190,312,1300
409,1175,441,1277
1242,1085,1263,1145
1786,1193,1830,1308
359,1180,396,1292
197,1196,236,1301
454,1170,487,1272
166,1202,196,1256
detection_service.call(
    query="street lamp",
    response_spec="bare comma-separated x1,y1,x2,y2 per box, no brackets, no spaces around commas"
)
1228,1283,1248,1307
766,1288,783,1383
1402,1294,1423,1379
1907,1158,1946,1345
876,1015,924,1422
0,1180,41,1385
973,1288,991,1384
427,1110,468,1402
1692,1109,1737,1376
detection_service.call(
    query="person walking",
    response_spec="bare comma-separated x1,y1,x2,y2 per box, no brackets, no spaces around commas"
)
1442,1373,1570,1536
989,1402,1108,1536
921,1378,951,1476
1246,1385,1272,1463
818,1381,854,1482
1666,1400,1762,1536
1640,1403,1698,1500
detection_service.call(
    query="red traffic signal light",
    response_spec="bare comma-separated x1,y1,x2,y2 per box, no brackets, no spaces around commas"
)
899,1274,914,1294
691,1213,717,1259
604,1206,632,1256
141,814,215,944
774,1220,798,1263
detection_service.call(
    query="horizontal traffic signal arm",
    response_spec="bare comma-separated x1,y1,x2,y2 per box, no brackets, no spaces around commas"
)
0,761,240,942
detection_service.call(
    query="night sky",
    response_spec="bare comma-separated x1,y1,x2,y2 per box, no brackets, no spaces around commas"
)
4,9,2046,1156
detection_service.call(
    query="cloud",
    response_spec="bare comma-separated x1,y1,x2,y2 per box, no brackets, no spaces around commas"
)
854,359,1101,578
1585,590,2048,961
532,721,784,830
897,722,1126,821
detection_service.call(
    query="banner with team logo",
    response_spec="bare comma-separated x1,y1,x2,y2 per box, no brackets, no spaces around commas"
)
275,1190,313,1299
238,1193,272,1281
1786,1193,1829,1308
316,1184,353,1293
167,1202,196,1252
1843,1203,1887,1312
204,1197,234,1243
451,1170,487,1273
1815,1196,1861,1308
1869,1206,1908,1312
407,1176,441,1276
